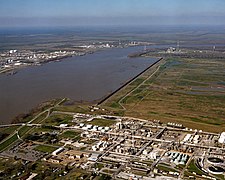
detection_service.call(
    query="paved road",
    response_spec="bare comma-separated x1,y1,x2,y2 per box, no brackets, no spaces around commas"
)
0,123,23,128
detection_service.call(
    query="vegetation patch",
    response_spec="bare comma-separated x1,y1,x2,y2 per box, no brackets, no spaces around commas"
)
45,114,73,126
32,111,48,124
60,130,80,139
103,58,225,132
18,126,32,137
34,145,58,153
0,134,18,152
157,164,178,172
187,159,207,176
0,126,19,135
53,104,89,114
95,163,104,170
109,102,121,109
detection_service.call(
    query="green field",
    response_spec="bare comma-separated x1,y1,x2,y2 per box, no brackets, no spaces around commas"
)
103,58,225,132
31,111,48,124
44,113,73,126
53,104,90,114
157,164,179,173
34,145,58,153
18,126,32,137
88,118,116,127
60,130,81,139
0,126,19,135
187,159,206,176
0,134,18,152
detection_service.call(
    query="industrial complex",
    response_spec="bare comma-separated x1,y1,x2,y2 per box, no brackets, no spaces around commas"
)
1,112,224,179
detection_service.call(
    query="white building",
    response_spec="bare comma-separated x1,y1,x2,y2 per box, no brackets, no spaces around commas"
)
183,134,192,142
88,153,100,161
52,147,64,156
218,132,225,144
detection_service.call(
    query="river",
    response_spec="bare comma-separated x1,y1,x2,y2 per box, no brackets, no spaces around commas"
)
0,46,158,124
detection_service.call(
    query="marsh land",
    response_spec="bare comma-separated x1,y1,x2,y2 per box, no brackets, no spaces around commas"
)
102,57,225,132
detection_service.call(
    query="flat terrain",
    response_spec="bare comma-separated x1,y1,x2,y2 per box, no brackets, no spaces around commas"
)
1,26,225,179
103,58,225,132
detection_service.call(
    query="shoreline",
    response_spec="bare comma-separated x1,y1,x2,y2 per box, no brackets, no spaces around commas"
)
0,45,144,75
0,53,85,75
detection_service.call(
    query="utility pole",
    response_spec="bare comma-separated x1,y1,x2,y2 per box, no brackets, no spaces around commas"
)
144,45,147,52
177,41,180,51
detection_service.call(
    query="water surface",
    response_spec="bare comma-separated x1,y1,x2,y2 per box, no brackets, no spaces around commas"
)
0,46,158,124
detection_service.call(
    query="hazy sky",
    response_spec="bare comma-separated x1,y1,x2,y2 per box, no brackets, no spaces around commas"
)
0,0,225,27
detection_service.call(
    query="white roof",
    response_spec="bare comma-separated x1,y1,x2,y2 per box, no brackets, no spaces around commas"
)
218,132,225,144
183,134,192,142
52,147,64,156
88,153,100,161
59,124,68,127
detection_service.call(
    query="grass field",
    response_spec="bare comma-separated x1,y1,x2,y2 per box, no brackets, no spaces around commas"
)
34,145,58,153
157,164,179,172
187,159,206,175
103,58,225,132
0,126,19,135
0,134,18,152
18,126,32,137
60,130,81,139
31,111,48,124
53,104,90,114
88,118,116,127
44,114,73,126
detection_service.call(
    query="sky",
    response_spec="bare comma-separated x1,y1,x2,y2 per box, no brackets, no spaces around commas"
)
0,0,225,27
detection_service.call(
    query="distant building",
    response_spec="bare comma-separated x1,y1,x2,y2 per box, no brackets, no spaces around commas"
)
88,153,100,161
166,47,176,53
59,124,68,128
50,156,62,164
65,150,84,159
9,50,17,54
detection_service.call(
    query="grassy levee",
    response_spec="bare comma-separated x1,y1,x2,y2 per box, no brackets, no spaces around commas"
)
0,134,18,152
102,58,225,132
0,126,34,152
0,126,19,135
31,111,48,124
53,104,90,114
18,126,32,138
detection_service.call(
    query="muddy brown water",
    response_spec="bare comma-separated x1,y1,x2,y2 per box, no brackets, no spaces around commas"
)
0,46,158,124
